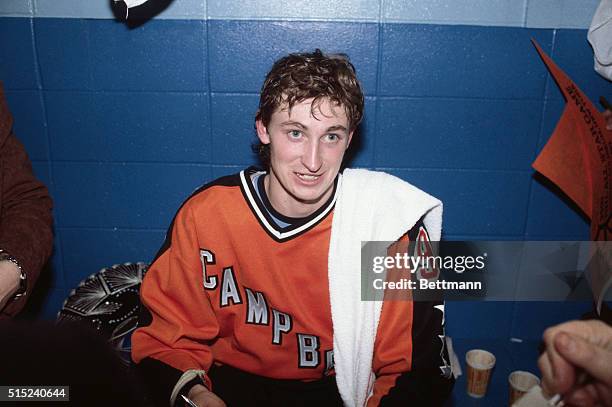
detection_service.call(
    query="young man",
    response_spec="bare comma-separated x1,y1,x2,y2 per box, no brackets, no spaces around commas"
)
132,50,454,406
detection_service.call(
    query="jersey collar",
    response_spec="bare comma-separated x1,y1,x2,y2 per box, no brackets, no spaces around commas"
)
239,167,339,242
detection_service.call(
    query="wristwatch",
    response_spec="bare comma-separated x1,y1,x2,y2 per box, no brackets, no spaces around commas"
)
0,249,27,298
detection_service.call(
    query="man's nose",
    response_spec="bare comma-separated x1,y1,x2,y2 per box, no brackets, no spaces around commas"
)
301,139,322,172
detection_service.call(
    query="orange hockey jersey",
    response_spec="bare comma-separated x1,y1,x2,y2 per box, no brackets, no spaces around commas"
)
132,168,453,406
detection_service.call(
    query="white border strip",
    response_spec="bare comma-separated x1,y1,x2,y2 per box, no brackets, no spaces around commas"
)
0,0,598,29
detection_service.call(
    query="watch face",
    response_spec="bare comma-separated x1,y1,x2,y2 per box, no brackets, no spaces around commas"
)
57,262,148,365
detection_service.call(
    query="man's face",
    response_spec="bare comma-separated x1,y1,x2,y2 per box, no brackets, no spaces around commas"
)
256,98,353,217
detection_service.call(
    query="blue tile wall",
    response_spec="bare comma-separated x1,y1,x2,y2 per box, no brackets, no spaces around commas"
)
525,178,590,239
0,16,609,340
375,98,541,169
60,228,166,290
380,25,553,98
0,18,38,89
30,161,51,195
386,169,532,236
48,234,65,289
510,301,593,340
89,19,207,91
35,19,208,91
446,301,514,338
32,287,71,321
53,162,212,229
4,90,48,160
545,29,612,104
45,91,210,162
208,20,379,95
210,165,246,180
348,97,376,167
210,93,260,165
35,18,92,90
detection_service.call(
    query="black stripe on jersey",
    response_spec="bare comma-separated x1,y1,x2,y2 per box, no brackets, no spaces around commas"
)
378,300,455,406
407,217,426,252
379,219,454,406
238,167,338,243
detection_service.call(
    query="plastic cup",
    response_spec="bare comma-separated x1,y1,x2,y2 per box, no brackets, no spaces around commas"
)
465,349,496,398
508,370,540,406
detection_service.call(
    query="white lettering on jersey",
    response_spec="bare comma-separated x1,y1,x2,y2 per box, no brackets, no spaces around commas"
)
245,287,269,325
297,334,320,368
271,309,292,345
220,267,242,307
200,249,218,290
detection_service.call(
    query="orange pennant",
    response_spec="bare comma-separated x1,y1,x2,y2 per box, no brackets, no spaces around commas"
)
531,40,612,240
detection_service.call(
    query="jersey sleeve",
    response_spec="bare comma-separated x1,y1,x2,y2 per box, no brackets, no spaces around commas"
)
367,219,455,406
131,201,219,405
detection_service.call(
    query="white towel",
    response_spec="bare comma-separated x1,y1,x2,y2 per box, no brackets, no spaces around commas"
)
328,168,443,407
588,0,612,81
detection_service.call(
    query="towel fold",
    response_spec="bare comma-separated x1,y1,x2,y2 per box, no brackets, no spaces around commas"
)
328,168,442,406
588,0,612,80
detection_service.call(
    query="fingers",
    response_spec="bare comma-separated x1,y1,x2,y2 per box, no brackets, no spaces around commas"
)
538,352,555,395
565,383,598,406
542,326,577,394
554,332,612,388
190,388,227,407
200,393,227,407
593,382,612,407
564,382,612,407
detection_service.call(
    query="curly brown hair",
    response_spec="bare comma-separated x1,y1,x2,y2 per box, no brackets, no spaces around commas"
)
253,49,364,166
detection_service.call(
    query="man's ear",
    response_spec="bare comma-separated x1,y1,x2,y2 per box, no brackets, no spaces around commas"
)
255,119,270,144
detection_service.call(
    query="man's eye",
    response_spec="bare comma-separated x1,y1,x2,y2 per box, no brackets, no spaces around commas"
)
325,133,339,142
288,130,302,138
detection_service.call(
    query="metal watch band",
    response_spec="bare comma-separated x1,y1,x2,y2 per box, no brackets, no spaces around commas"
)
0,249,27,298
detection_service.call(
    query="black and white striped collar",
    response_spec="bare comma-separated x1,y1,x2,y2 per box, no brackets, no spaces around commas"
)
239,167,339,242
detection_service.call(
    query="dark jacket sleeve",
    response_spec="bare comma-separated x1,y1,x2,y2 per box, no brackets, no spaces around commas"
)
0,83,54,318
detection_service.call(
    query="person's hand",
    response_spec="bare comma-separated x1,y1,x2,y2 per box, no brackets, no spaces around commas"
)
604,109,612,130
0,260,21,311
187,384,227,407
538,319,612,406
